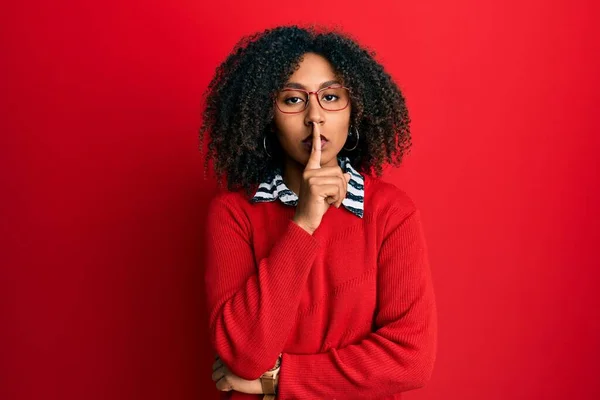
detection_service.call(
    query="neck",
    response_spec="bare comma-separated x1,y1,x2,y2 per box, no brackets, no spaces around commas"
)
282,155,340,196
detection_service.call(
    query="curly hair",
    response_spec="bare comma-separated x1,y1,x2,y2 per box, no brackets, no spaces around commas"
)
199,25,412,196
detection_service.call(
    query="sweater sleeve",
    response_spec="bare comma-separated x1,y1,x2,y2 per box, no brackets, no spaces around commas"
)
277,208,438,399
204,194,321,380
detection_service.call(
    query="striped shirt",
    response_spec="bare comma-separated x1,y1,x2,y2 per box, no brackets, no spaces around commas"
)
249,155,364,218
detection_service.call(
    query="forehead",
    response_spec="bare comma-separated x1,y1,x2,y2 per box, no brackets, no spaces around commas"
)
286,53,337,87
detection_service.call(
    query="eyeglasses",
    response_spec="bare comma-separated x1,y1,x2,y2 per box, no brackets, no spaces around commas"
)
275,85,351,114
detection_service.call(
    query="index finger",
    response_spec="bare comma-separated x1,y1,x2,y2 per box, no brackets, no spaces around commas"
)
305,122,322,170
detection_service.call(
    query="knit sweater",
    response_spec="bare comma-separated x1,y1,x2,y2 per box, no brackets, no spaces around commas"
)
204,174,437,399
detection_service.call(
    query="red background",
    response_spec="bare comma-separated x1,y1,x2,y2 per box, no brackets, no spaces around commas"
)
2,1,599,399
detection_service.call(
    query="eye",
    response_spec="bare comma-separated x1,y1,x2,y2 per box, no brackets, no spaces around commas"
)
322,94,339,102
284,97,304,105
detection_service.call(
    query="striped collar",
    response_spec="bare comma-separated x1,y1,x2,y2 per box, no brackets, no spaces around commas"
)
250,155,364,218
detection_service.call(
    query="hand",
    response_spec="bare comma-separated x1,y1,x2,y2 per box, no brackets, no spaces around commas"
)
293,122,351,235
211,356,263,394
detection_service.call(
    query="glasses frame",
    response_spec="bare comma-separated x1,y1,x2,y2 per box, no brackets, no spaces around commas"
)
274,85,352,114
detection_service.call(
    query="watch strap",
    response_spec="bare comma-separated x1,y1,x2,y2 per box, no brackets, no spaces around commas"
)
260,353,282,399
260,375,277,395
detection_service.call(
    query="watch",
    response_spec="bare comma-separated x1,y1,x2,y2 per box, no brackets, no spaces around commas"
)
260,353,282,400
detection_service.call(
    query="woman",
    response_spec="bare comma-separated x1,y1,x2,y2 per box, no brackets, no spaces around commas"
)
200,25,437,399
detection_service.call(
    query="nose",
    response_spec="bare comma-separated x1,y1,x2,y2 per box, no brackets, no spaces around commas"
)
304,92,325,126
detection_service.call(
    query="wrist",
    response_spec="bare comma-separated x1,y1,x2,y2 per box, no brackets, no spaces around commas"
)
260,353,282,396
292,218,315,235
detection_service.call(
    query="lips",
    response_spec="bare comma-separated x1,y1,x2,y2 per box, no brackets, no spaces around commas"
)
302,138,328,151
302,134,328,143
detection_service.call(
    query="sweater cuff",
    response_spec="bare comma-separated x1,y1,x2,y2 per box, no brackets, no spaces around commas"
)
266,219,321,276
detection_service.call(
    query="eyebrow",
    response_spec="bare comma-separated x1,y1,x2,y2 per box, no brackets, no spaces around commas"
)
284,80,342,90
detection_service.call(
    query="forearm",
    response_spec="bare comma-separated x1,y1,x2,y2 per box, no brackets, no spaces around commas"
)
207,212,321,379
277,208,437,398
277,320,436,399
210,263,311,378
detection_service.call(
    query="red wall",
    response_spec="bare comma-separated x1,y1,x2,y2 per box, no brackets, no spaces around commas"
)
2,1,599,399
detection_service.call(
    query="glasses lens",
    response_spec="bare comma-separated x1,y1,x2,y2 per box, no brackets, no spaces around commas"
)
276,90,309,113
318,87,350,111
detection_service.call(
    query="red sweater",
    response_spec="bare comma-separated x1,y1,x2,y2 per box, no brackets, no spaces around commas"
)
204,175,437,399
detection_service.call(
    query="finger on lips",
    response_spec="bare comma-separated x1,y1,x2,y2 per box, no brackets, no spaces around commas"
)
306,121,322,170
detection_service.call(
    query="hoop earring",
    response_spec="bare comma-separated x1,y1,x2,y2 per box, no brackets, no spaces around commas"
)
263,135,272,157
343,125,360,151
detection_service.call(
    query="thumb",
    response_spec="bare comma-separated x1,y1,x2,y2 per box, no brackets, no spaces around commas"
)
344,172,351,182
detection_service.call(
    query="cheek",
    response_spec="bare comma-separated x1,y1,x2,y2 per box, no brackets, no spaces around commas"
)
273,115,302,141
331,113,351,136
273,114,287,134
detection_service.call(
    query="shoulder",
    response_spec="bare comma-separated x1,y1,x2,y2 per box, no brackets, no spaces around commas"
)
207,188,254,219
209,188,250,206
364,175,418,216
364,176,425,241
